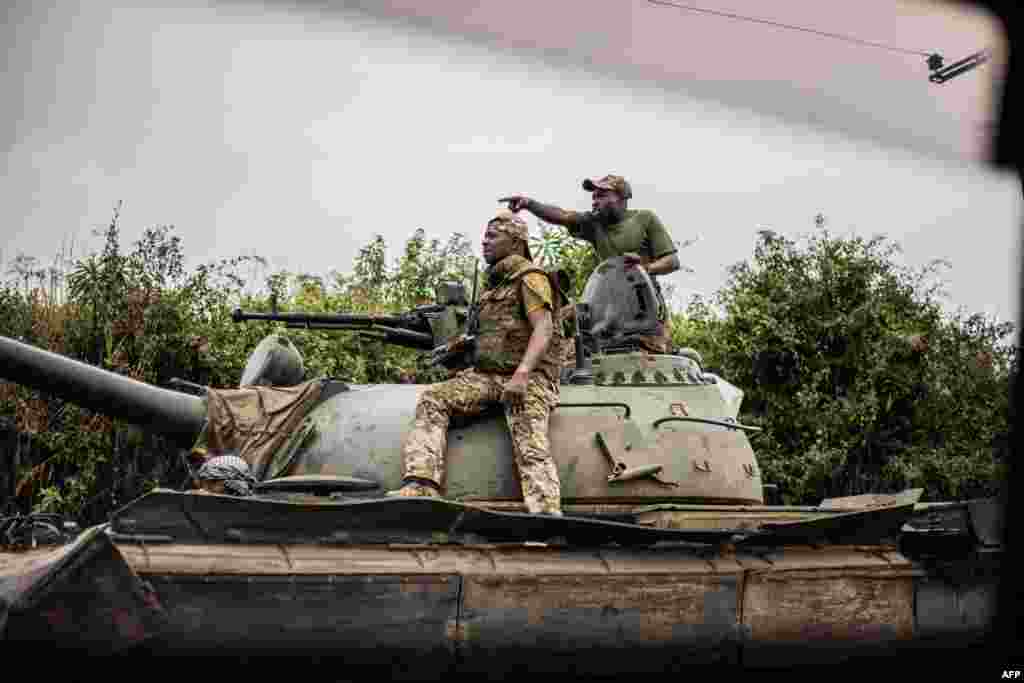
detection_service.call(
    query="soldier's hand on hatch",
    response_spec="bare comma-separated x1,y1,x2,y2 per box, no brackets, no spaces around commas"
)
622,253,643,270
498,196,530,212
502,372,529,413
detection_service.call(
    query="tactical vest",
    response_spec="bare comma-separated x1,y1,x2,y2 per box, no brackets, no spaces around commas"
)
474,255,568,383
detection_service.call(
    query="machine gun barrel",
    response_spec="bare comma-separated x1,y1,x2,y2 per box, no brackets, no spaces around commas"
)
329,325,436,350
232,307,435,330
231,307,438,350
0,335,206,447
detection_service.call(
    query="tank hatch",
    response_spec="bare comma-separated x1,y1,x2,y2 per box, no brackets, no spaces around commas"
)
579,255,661,352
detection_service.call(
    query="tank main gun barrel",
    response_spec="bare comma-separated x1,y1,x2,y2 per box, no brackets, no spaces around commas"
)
0,335,206,447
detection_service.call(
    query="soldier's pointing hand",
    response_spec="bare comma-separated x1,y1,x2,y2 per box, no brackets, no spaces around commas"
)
498,196,530,213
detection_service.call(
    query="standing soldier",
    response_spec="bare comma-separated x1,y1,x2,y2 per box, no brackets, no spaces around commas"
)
501,174,681,353
389,210,567,516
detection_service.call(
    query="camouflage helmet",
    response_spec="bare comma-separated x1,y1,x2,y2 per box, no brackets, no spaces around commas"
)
488,209,532,260
582,174,632,200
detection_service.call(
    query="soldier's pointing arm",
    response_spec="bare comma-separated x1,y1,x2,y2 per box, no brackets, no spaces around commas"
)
498,196,587,236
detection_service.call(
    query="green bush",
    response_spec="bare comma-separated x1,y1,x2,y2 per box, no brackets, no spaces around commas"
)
676,218,1014,503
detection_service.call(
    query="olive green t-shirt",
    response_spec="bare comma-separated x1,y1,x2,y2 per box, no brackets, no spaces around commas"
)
565,209,676,262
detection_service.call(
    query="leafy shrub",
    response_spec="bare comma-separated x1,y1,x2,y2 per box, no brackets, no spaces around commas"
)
676,218,1014,503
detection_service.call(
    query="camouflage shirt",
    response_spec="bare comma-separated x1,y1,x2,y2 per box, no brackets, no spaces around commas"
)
521,272,554,314
474,254,567,382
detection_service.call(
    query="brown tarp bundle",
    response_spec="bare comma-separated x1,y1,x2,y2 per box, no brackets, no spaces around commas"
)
192,379,323,478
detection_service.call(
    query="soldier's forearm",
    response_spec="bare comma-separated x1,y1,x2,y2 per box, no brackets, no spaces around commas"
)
645,253,680,276
525,199,575,227
516,317,553,375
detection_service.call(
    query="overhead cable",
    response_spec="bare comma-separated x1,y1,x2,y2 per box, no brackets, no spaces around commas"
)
645,0,933,57
645,0,990,84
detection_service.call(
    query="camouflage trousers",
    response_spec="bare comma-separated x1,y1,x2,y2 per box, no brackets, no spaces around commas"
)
401,369,562,514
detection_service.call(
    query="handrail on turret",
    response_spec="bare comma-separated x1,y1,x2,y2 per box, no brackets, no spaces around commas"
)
652,416,763,433
554,402,631,419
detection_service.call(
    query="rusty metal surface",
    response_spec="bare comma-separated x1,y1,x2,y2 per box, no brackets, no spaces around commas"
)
458,500,645,517
635,508,829,531
748,502,918,545
820,489,924,511
743,574,914,640
635,503,822,512
741,546,917,644
110,490,747,546
539,414,763,503
146,573,460,658
6,532,997,662
457,574,742,667
112,488,938,549
1,527,167,651
741,545,918,572
633,493,925,537
118,542,740,577
115,542,942,659
650,427,763,503
115,540,922,580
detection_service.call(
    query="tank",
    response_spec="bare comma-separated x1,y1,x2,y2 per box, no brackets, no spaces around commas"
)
0,257,1003,668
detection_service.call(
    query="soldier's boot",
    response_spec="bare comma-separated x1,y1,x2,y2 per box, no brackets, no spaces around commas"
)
386,477,441,498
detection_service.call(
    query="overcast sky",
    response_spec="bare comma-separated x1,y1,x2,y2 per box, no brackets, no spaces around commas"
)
2,0,1020,334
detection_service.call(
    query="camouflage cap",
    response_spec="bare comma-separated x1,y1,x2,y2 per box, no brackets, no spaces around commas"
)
488,209,532,260
582,174,632,199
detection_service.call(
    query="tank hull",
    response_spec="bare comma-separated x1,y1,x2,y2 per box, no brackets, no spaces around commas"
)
1,518,998,668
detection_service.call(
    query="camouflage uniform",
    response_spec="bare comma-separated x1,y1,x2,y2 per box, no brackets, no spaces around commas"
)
399,211,567,515
402,369,562,513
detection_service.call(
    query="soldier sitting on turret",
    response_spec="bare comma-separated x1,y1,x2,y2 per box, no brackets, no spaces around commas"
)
388,210,568,516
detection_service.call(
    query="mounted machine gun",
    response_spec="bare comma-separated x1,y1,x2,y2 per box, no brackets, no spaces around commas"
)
231,278,474,370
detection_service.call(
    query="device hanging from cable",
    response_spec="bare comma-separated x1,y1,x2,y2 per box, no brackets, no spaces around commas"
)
926,50,991,84
646,1,991,85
